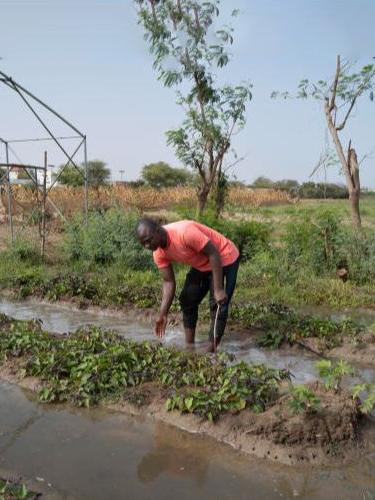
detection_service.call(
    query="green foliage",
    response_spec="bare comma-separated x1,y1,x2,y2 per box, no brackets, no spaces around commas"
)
257,330,285,349
271,60,375,104
0,478,36,499
335,231,375,285
352,382,375,415
315,359,354,392
64,209,153,269
5,238,42,265
55,160,110,187
141,162,193,188
284,210,341,274
54,163,84,187
288,385,321,414
0,315,290,420
298,182,348,199
251,176,274,189
136,0,252,212
231,301,363,351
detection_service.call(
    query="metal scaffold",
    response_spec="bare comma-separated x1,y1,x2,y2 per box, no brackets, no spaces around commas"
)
0,70,88,257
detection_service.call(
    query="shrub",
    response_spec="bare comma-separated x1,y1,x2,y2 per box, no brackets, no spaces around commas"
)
64,209,153,270
335,230,375,285
284,210,342,274
5,238,42,265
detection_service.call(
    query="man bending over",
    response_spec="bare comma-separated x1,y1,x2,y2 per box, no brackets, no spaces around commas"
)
136,218,240,352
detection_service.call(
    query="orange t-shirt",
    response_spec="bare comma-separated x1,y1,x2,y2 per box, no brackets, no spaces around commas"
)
153,220,239,272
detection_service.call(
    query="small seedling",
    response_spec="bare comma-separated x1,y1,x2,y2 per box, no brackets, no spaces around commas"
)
315,359,354,392
352,383,375,415
288,385,321,414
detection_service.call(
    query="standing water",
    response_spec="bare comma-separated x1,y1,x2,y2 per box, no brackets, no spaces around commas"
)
1,298,375,499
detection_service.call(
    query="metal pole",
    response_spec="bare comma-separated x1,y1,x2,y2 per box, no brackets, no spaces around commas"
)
0,71,84,138
41,151,47,259
5,142,14,244
83,136,88,225
7,81,83,174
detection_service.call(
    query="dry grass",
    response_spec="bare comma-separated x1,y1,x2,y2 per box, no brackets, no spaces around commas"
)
0,185,295,218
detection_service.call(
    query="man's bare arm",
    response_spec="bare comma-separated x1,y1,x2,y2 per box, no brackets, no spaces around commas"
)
159,264,176,316
155,264,176,338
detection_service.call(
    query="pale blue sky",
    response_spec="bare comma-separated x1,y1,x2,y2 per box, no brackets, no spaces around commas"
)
0,0,374,186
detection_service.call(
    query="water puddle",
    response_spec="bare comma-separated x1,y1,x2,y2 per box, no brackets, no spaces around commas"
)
1,298,374,387
1,380,375,500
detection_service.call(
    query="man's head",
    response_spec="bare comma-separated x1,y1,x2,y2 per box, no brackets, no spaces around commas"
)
136,217,165,251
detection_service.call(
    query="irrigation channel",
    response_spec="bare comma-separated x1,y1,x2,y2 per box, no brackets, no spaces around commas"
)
0,297,375,499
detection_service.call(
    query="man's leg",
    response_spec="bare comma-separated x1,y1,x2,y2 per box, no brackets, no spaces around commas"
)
207,257,240,351
179,268,210,344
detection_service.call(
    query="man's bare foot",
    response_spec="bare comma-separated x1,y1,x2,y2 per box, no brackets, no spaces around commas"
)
205,342,216,353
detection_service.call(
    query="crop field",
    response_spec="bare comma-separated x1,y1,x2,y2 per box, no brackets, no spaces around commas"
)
0,185,295,217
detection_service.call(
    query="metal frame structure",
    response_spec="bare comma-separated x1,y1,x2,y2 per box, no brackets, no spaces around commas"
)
0,70,88,250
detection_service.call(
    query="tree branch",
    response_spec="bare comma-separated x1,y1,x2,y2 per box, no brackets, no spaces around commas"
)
329,55,341,112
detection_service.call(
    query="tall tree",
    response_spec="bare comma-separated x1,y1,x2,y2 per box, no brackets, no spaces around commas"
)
135,0,252,214
272,56,375,228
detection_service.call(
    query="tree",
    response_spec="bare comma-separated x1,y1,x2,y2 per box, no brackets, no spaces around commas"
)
135,0,252,214
252,176,274,189
54,160,111,188
87,160,111,189
141,161,192,188
54,163,83,187
272,56,375,228
273,179,300,195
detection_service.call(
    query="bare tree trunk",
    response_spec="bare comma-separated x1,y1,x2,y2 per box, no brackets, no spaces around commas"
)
348,147,361,228
197,182,210,215
324,101,362,229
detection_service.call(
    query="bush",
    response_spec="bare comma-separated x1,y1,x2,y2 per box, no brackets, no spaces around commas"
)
6,238,42,265
284,210,341,274
64,209,153,270
335,230,375,285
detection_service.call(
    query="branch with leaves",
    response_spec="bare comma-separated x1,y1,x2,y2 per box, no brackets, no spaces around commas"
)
272,56,375,228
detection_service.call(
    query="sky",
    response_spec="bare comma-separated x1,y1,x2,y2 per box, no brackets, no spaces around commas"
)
0,0,374,187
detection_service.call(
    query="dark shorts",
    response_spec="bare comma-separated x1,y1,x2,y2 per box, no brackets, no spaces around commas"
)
179,256,240,342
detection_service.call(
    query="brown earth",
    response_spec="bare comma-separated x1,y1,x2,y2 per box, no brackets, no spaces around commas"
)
298,334,375,367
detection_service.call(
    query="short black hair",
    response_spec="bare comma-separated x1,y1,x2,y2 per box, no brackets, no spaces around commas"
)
136,217,160,235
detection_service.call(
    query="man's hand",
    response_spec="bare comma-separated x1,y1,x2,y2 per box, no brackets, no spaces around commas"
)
214,288,228,306
154,314,168,338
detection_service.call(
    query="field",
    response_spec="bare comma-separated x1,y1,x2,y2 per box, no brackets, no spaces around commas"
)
1,186,375,311
1,184,375,489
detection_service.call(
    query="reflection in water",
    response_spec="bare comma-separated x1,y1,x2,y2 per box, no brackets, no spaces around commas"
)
0,380,374,499
138,423,208,485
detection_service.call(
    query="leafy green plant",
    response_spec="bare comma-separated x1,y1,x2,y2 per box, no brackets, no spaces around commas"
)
288,385,321,414
0,315,290,420
257,330,285,349
64,209,153,270
315,359,354,392
352,382,375,414
0,478,36,499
